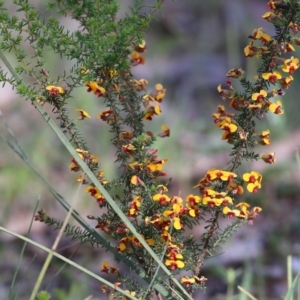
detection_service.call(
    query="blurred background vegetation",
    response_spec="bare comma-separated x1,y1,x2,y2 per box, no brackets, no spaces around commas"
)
1,0,300,299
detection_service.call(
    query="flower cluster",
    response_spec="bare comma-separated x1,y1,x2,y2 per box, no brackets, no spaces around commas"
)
72,26,266,294
33,0,300,298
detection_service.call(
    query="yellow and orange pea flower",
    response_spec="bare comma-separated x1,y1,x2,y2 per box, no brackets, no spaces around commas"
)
237,127,248,141
130,78,148,91
97,109,116,123
122,290,137,299
130,175,145,187
244,42,259,57
180,276,196,287
146,162,163,173
134,39,147,52
248,102,263,110
262,71,282,84
163,200,181,215
75,148,88,158
257,31,272,45
243,171,262,183
85,186,106,204
160,230,174,243
129,161,142,171
279,42,295,53
162,201,185,230
261,152,276,164
145,148,159,157
259,129,271,145
152,83,166,102
223,206,240,218
101,261,118,274
238,206,262,224
94,195,106,205
68,148,92,172
258,129,270,145
186,204,199,218
145,158,168,178
213,108,234,124
95,221,113,233
217,84,234,100
131,196,142,208
249,28,270,41
157,194,201,220
216,105,234,117
166,242,183,254
69,159,81,172
269,88,284,97
89,153,99,163
193,177,212,190
122,290,143,300
244,42,269,57
243,171,262,193
165,258,185,270
267,1,277,10
128,207,138,218
216,116,237,128
116,237,131,252
215,117,238,141
76,109,91,120
130,51,145,66
143,104,161,120
147,214,171,231
202,188,219,198
35,97,46,106
158,124,170,138
228,182,244,195
166,253,184,267
101,285,110,294
117,235,154,253
262,11,279,22
202,196,222,208
235,202,250,214
113,223,129,235
46,85,65,96
119,131,133,141
96,170,108,185
226,68,245,78
84,81,106,97
212,113,222,124
76,175,88,184
229,97,246,111
153,193,171,205
142,94,156,107
181,275,207,286
186,194,202,206
156,184,168,193
202,190,233,208
282,56,300,75
219,119,238,134
79,66,89,75
128,196,142,217
72,149,98,163
216,104,226,114
121,143,136,155
279,76,293,89
251,89,267,102
206,169,237,182
269,100,284,114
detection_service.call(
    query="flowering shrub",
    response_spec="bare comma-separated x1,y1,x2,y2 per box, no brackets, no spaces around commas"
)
1,0,300,299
